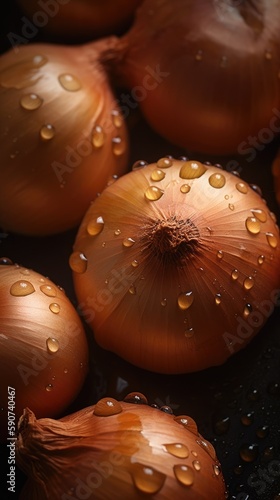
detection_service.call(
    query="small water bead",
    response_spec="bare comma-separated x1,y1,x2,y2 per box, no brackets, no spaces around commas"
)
174,415,198,434
112,136,126,156
213,416,230,436
258,255,265,265
132,160,148,170
49,303,60,314
92,125,105,148
46,337,59,354
20,93,43,112
193,460,201,471
245,217,261,234
241,412,254,426
209,173,226,188
150,169,166,181
178,291,194,310
179,161,206,179
180,183,191,194
173,465,195,486
157,157,173,169
122,237,136,248
20,268,30,276
236,182,248,194
144,186,164,201
94,397,122,416
58,73,81,91
231,269,239,281
40,124,55,141
131,463,166,495
239,443,259,462
191,450,198,457
164,443,189,459
185,327,194,338
243,277,254,290
87,216,104,236
45,384,53,392
63,368,68,374
217,250,224,260
266,232,278,248
215,294,222,305
243,303,253,318
69,252,88,274
213,464,222,476
131,259,139,268
160,298,167,307
111,109,122,128
129,285,136,295
10,280,35,296
160,406,173,414
123,392,148,404
251,208,267,223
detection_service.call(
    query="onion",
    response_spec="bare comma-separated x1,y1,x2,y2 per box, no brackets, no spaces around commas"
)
16,393,227,499
16,0,143,41
70,158,280,374
272,147,280,206
0,39,129,236
111,0,280,154
0,257,89,443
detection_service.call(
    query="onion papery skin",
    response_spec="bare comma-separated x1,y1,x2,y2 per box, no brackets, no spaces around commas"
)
0,40,129,236
112,0,280,155
272,147,280,206
0,260,89,442
17,0,143,41
71,158,280,374
16,395,227,499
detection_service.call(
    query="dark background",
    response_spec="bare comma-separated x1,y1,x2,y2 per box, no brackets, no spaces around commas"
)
1,2,280,499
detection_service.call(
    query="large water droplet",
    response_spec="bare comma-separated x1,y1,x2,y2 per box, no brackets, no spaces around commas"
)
40,284,57,297
239,443,259,462
164,443,189,459
236,182,248,194
123,392,148,404
243,277,254,290
208,173,226,188
174,415,198,434
87,216,104,236
92,125,105,148
173,465,195,486
266,232,278,248
178,291,194,310
10,280,35,296
251,209,267,223
58,74,81,91
40,124,55,141
131,463,166,495
20,93,43,110
123,237,136,248
94,397,122,416
245,217,261,234
144,186,164,201
46,337,59,353
151,169,165,181
179,161,206,179
112,136,126,156
69,252,88,273
157,157,173,169
49,303,60,314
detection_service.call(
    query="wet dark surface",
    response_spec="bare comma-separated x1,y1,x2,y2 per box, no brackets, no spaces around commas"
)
1,2,280,499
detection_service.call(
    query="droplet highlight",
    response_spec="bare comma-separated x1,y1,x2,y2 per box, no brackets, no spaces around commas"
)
266,232,278,248
122,237,136,248
131,463,166,495
236,182,248,194
180,184,191,194
243,277,254,290
157,157,173,169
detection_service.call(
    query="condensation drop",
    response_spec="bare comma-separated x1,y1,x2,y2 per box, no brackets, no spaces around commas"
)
0,257,13,266
40,124,55,141
258,255,265,265
114,229,121,236
193,460,201,471
179,161,206,179
173,415,198,435
132,160,148,170
180,184,191,194
20,268,30,276
123,237,136,248
10,280,35,296
144,186,164,201
243,277,254,290
157,157,173,169
164,443,189,459
231,269,239,281
87,216,104,236
243,303,253,318
20,93,43,110
185,327,194,338
94,397,122,416
241,412,254,426
46,337,59,353
239,443,259,462
112,136,126,156
58,73,81,91
215,294,222,305
131,259,139,268
236,182,248,194
208,173,226,188
131,463,166,495
245,217,261,235
266,232,278,248
151,169,166,181
161,298,167,307
69,252,88,273
129,285,136,295
92,125,105,148
40,284,57,297
217,250,224,260
173,465,195,486
251,208,267,223
111,109,122,128
178,291,194,310
49,303,60,314
45,384,53,392
123,392,148,404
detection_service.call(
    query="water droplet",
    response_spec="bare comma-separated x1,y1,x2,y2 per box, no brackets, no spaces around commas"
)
40,124,55,141
179,161,206,179
20,93,43,110
247,388,260,401
92,125,105,148
131,463,166,494
185,327,194,338
40,284,56,297
157,157,173,169
0,257,13,266
94,397,123,416
231,269,239,281
20,268,30,276
114,228,121,236
267,381,280,395
215,294,222,305
164,443,189,458
217,250,224,260
245,217,261,234
195,50,203,61
178,291,194,310
10,280,35,296
144,186,164,201
46,337,59,353
87,216,104,236
174,415,198,435
161,298,167,307
266,232,278,248
111,109,122,128
243,277,254,290
251,208,267,223
131,259,139,267
173,465,195,486
180,183,191,194
132,160,148,170
191,450,198,457
112,136,126,156
49,303,60,314
213,464,222,476
69,252,88,273
228,203,235,211
122,237,136,248
193,460,201,471
258,255,265,265
213,416,230,436
129,285,136,295
241,412,254,426
243,303,253,318
208,173,226,188
58,74,81,91
250,183,262,196
256,425,269,439
160,405,173,414
196,439,216,460
123,392,148,404
150,169,166,181
45,384,53,392
236,182,249,194
239,443,259,462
